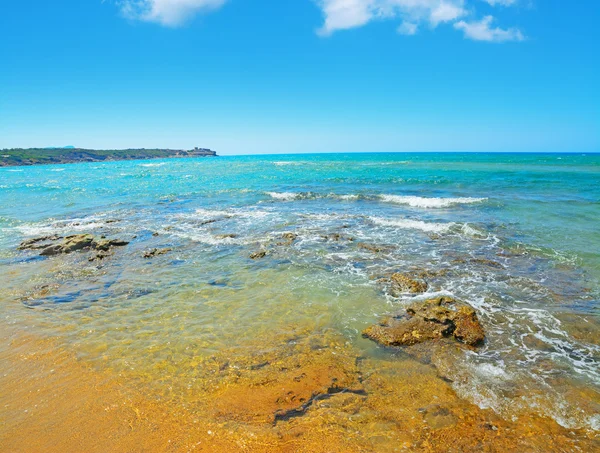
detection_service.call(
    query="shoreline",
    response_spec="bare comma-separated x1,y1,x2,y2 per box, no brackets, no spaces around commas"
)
1,313,598,452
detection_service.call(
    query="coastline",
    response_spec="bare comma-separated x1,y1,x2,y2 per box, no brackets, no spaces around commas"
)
0,148,217,167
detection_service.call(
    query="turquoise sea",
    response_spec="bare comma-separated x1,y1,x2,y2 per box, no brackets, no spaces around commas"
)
1,153,599,448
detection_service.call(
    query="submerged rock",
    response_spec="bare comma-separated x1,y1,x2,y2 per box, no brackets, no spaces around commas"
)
363,296,485,348
357,243,385,253
470,258,504,269
320,233,354,242
18,235,62,250
276,232,299,246
215,233,238,239
143,248,172,258
390,273,428,294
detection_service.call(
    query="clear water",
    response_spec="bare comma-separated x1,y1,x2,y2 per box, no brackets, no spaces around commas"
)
1,152,599,434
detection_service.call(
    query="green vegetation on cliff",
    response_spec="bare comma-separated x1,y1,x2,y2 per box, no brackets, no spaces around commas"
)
0,147,217,167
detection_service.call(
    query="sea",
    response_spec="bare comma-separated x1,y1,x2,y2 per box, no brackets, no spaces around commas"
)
1,152,599,451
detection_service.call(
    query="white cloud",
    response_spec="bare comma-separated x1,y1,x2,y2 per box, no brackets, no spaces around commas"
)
120,0,227,27
316,0,467,36
315,0,525,42
454,15,524,41
116,0,526,44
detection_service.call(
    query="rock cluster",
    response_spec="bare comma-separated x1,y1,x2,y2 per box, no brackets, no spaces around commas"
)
363,296,485,348
19,234,129,258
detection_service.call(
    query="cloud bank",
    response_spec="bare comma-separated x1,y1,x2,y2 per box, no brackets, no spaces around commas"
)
117,0,526,43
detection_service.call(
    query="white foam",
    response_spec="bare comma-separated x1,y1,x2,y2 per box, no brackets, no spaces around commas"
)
138,162,166,167
370,216,454,233
266,192,299,201
378,194,487,208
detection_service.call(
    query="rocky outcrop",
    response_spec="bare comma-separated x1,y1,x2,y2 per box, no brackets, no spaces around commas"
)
390,273,428,294
19,234,129,257
363,296,485,348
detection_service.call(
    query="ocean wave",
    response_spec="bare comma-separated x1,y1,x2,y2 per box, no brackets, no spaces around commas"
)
138,162,166,167
273,161,302,166
369,216,454,233
265,191,487,208
378,194,487,208
266,191,300,201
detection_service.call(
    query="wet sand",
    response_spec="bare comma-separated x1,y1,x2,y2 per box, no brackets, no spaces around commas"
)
2,322,598,453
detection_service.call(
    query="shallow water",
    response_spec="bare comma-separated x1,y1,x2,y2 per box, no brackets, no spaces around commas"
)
1,153,599,451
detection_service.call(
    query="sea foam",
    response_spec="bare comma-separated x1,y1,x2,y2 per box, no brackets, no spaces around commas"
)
378,194,487,208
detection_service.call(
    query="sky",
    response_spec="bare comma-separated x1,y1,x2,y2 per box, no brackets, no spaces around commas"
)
0,0,598,154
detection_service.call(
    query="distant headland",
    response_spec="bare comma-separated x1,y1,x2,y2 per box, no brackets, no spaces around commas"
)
0,147,217,167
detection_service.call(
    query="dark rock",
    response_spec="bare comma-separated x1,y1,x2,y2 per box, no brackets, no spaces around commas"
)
143,248,172,258
250,250,267,260
89,250,113,262
390,273,428,294
216,233,238,239
357,243,387,253
320,233,354,242
93,238,130,251
362,296,485,348
282,232,298,242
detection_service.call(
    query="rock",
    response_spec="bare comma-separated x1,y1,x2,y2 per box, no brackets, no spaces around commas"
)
39,244,64,256
470,258,504,269
282,232,298,242
143,248,172,258
277,232,298,246
61,234,95,253
250,250,267,260
452,305,486,346
321,233,354,242
363,315,451,347
39,234,95,256
362,296,485,348
22,234,129,257
93,238,129,251
216,233,238,239
357,243,384,253
152,232,159,237
89,250,113,262
18,235,62,250
390,273,428,294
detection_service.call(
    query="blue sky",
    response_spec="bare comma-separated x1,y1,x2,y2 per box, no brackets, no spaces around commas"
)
0,0,598,154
